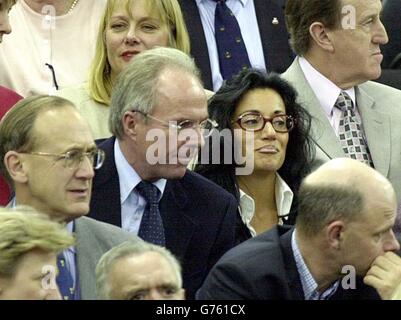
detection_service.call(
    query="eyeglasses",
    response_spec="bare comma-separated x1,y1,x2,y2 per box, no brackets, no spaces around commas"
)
134,110,219,138
234,112,295,133
20,148,106,170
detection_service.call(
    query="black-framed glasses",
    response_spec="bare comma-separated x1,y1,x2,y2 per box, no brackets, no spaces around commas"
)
234,112,295,133
133,110,219,138
20,148,106,170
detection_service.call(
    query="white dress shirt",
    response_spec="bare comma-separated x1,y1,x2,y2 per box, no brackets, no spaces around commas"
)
238,173,293,237
195,0,266,91
298,57,360,136
114,140,167,234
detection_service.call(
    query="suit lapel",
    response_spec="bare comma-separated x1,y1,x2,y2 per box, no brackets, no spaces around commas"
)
179,0,213,89
279,228,304,300
283,59,344,160
74,217,101,300
356,86,391,176
91,137,122,226
254,0,293,73
160,177,196,259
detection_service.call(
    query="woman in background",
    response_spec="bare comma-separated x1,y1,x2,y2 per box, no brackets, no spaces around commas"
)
195,69,314,244
58,0,190,139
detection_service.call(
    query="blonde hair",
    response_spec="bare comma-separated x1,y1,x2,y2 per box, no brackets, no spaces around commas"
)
0,206,75,276
88,0,190,106
1,0,16,10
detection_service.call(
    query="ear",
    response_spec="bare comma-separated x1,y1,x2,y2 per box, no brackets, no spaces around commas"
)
3,151,28,184
309,22,335,53
326,220,345,250
122,111,140,141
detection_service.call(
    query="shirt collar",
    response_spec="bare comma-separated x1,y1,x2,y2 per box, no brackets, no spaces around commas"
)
239,173,294,224
66,221,75,254
114,139,167,203
197,0,248,7
291,229,340,300
275,174,294,218
298,57,356,116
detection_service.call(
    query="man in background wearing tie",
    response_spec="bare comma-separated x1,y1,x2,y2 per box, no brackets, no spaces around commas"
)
89,47,237,299
282,0,401,208
0,95,138,300
178,0,294,91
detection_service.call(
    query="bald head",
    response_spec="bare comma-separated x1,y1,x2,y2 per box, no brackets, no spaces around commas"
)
297,158,396,237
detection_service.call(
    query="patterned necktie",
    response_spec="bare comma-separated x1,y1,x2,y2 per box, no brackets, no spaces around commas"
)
335,91,374,167
213,0,251,80
136,181,165,246
56,252,75,300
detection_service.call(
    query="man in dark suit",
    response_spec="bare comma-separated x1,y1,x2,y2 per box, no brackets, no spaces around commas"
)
178,0,294,91
89,47,237,299
197,158,400,299
0,95,138,300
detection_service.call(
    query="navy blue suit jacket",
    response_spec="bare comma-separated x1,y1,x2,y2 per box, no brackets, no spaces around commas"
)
178,0,294,90
197,226,380,300
89,137,237,299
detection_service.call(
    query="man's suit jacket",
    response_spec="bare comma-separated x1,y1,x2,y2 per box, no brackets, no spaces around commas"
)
178,0,294,90
75,216,139,300
89,137,237,299
282,58,401,203
197,225,380,299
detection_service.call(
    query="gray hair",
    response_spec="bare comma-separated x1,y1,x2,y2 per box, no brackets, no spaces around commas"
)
95,240,183,300
108,47,201,139
296,183,364,237
0,95,75,185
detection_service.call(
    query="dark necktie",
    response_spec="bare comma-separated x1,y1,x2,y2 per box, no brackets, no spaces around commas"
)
136,181,165,246
335,91,374,167
56,252,75,300
213,0,251,80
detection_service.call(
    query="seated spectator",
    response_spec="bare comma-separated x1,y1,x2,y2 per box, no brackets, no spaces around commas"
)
58,0,190,139
0,0,22,206
0,206,74,300
0,95,139,300
89,47,237,299
197,158,400,300
0,0,107,96
96,241,185,300
195,69,313,244
282,0,401,210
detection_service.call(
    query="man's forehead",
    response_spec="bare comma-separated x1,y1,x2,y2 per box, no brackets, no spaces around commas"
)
32,108,94,149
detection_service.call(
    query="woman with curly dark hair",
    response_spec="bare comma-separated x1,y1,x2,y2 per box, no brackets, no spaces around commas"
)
195,69,314,244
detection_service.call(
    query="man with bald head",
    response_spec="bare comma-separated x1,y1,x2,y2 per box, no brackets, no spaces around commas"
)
197,158,400,300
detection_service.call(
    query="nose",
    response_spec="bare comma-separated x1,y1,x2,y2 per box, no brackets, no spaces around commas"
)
261,121,277,140
0,12,12,37
124,25,139,45
383,229,400,252
147,289,164,300
374,19,389,45
75,156,95,179
47,287,63,300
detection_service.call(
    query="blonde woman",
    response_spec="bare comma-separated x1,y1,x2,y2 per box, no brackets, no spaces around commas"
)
0,206,74,300
58,0,190,139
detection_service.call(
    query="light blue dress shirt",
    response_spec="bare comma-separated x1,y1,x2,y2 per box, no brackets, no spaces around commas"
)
195,0,266,91
114,139,167,235
291,229,340,300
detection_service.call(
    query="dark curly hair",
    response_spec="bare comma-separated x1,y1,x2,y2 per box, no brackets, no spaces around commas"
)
195,69,315,217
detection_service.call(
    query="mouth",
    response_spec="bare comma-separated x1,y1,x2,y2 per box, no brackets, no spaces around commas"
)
120,51,139,62
255,145,279,154
68,189,89,198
